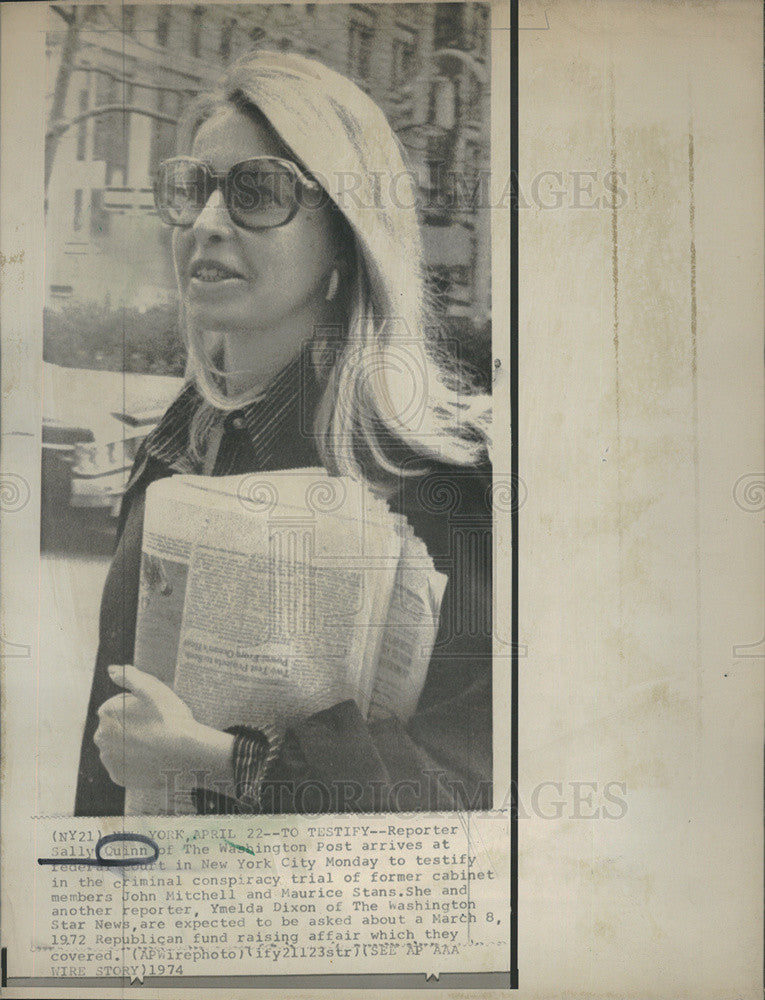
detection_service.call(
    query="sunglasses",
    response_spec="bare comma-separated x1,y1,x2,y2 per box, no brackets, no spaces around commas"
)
153,156,324,230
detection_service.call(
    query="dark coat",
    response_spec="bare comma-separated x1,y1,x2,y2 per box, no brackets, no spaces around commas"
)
74,387,493,816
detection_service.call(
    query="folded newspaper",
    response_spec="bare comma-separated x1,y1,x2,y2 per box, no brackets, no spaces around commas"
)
125,468,447,815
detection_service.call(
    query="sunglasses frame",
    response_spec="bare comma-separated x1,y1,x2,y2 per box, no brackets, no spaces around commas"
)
154,155,323,230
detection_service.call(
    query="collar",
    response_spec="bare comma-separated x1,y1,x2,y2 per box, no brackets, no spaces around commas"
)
133,349,322,484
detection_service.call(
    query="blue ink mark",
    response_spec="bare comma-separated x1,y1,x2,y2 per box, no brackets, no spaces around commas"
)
223,838,256,857
38,833,159,868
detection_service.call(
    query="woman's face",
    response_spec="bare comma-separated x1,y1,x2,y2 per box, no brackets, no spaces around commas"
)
172,105,343,359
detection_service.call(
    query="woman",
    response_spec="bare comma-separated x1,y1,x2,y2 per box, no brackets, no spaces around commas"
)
75,50,492,817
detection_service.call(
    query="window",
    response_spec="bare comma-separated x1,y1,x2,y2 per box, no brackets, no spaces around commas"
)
424,132,452,213
427,79,439,123
391,28,417,88
220,17,235,62
348,17,375,80
190,7,203,58
92,73,114,163
73,189,83,232
426,158,447,206
469,231,478,288
465,139,481,187
76,88,88,161
90,189,110,238
156,6,171,47
92,74,130,186
467,73,484,120
427,77,456,129
447,140,482,214
150,89,180,176
434,3,465,50
472,5,490,56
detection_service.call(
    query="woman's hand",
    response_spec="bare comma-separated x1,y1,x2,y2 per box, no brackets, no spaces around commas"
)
94,664,234,793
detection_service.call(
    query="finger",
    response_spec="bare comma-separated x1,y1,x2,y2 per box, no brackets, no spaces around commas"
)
107,663,134,691
98,691,139,716
94,717,119,748
97,746,124,786
98,695,123,720
107,664,159,698
97,691,138,716
110,665,180,711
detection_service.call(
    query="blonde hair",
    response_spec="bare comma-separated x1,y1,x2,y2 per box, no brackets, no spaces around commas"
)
178,50,491,490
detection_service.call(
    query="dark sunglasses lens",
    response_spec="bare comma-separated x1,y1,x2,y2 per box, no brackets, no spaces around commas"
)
155,160,209,225
227,162,297,228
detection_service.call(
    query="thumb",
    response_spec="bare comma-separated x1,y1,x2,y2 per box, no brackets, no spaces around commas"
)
107,664,162,700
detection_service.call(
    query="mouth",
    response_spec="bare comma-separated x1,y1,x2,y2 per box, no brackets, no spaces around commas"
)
189,260,246,283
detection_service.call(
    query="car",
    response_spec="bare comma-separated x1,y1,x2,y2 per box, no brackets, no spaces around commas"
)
42,363,183,517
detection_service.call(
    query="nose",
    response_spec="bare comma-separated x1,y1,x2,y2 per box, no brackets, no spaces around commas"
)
191,188,235,241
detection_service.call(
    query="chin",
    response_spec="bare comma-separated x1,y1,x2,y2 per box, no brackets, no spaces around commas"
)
186,304,255,335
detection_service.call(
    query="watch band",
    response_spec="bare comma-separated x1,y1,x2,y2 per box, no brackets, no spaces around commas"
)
228,725,272,812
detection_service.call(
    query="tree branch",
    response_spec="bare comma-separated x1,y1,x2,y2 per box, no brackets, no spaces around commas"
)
45,6,81,190
50,5,75,26
47,105,179,140
72,63,200,98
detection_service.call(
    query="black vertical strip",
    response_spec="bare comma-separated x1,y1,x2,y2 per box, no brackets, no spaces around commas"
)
2,946,8,987
510,0,519,990
120,0,129,967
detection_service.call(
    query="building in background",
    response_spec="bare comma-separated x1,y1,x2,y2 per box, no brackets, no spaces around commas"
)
45,3,491,327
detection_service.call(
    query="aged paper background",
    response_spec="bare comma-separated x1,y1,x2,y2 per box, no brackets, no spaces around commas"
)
1,0,764,998
518,0,763,996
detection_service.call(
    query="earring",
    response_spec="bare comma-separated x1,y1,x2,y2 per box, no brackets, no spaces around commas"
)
325,266,340,302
